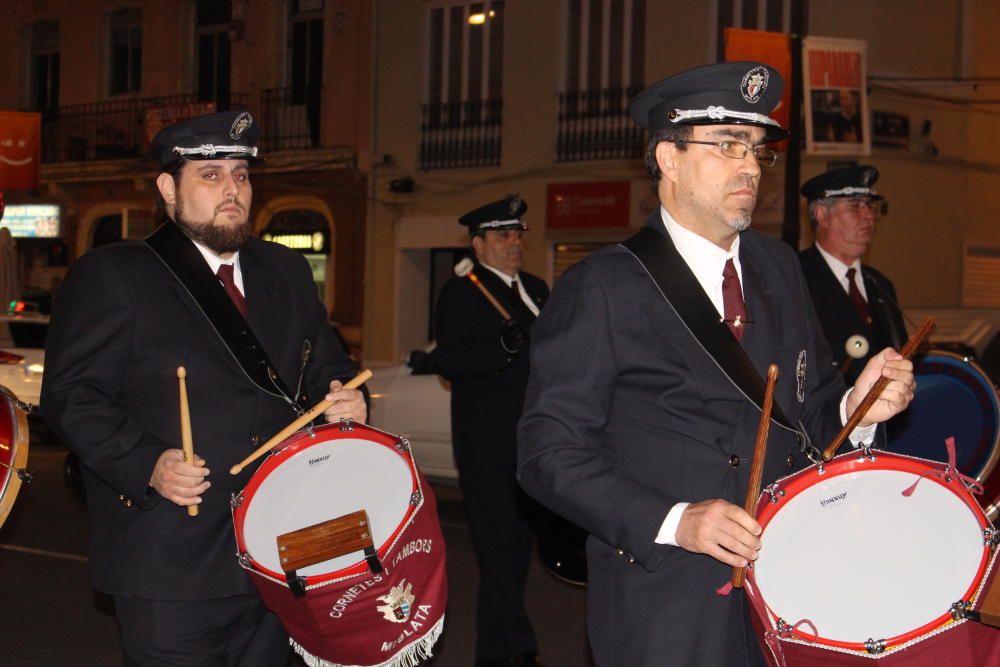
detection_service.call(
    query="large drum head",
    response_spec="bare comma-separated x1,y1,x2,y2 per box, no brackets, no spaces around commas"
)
888,351,1000,481
238,426,416,578
752,453,990,650
0,385,29,531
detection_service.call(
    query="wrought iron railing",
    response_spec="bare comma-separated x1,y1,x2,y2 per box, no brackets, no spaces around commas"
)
419,98,502,170
40,93,247,163
556,85,645,162
258,86,322,151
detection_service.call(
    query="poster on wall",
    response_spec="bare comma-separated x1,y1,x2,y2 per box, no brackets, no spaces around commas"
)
803,37,869,156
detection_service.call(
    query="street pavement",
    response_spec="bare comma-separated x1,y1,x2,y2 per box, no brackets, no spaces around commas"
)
0,441,593,666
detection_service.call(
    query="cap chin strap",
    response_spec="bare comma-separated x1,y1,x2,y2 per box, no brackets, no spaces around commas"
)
669,105,781,128
172,144,259,158
824,186,876,197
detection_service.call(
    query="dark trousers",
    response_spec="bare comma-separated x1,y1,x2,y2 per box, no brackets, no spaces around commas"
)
114,594,290,667
454,426,538,660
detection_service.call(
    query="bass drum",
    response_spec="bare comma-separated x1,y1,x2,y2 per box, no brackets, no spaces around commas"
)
887,351,1000,482
0,385,30,530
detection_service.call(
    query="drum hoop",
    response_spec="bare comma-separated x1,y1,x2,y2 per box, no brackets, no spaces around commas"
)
914,350,1000,484
749,449,992,653
233,422,422,586
0,387,30,530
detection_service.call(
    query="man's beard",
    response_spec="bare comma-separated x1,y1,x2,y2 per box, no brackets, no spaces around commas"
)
728,214,752,233
174,199,252,254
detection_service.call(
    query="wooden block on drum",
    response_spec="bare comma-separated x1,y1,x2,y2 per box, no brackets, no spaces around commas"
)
980,571,1000,628
276,509,376,574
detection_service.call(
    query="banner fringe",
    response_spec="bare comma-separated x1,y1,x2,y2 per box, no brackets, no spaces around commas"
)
290,614,445,667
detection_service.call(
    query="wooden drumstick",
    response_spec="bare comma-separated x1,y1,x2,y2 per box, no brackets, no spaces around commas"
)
455,258,512,321
821,317,935,462
177,366,198,517
732,364,779,589
229,369,373,475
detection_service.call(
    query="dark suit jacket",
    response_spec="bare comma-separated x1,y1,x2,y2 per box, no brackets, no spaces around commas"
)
517,215,847,666
799,244,906,384
41,222,359,600
434,263,548,455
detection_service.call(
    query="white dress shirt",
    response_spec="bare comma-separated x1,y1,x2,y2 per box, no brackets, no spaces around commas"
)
479,262,540,316
815,242,868,301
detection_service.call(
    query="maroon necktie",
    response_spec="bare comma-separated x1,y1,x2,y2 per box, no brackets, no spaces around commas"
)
217,264,247,318
845,267,871,324
722,258,748,342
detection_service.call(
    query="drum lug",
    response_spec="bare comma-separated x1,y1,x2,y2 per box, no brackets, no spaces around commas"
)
864,638,886,655
338,418,355,432
410,489,422,506
985,527,1000,549
238,552,251,568
764,483,785,504
395,437,411,453
230,491,244,509
951,599,974,621
857,444,876,462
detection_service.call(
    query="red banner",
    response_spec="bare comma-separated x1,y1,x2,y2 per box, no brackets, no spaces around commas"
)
725,28,792,147
547,181,630,229
0,112,42,191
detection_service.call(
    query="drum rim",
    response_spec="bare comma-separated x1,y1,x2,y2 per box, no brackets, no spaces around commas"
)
0,385,29,531
907,350,1000,484
233,422,421,585
748,449,991,653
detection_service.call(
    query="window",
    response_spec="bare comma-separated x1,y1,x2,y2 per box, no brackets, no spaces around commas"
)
108,9,142,96
557,0,645,161
30,21,60,110
195,0,232,107
420,1,504,169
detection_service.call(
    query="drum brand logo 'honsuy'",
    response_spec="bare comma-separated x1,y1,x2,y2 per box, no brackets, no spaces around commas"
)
377,580,416,623
819,492,847,508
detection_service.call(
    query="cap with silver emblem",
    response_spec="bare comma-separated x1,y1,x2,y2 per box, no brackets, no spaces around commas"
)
458,195,528,236
629,61,788,143
800,165,885,203
150,111,262,170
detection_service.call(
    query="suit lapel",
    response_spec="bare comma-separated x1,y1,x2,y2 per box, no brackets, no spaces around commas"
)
240,242,285,366
477,263,535,322
739,237,779,371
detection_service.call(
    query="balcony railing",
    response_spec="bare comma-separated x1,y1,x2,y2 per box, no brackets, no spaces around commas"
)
40,94,247,163
259,86,321,151
419,98,502,170
556,86,645,162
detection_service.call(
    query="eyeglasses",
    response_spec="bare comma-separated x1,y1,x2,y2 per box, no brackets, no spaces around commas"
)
837,199,883,216
668,139,779,167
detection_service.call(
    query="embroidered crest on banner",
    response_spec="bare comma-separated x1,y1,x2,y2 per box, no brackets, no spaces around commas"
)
377,580,416,623
796,350,807,403
230,112,253,140
741,67,770,104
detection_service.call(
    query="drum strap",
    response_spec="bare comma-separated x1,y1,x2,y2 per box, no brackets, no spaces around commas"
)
143,220,303,411
620,226,810,450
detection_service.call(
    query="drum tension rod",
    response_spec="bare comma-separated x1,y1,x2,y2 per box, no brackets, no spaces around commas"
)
0,460,32,483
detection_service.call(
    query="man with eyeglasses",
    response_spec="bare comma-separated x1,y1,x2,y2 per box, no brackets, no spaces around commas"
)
799,165,906,384
517,62,914,666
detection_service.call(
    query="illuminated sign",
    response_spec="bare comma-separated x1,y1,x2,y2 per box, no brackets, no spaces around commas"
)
262,232,327,253
1,204,60,238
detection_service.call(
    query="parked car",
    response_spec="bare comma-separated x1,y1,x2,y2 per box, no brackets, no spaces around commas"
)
0,312,48,409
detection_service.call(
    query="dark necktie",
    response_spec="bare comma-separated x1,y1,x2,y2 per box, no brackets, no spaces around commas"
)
845,267,871,324
722,258,748,342
510,279,521,303
217,264,247,318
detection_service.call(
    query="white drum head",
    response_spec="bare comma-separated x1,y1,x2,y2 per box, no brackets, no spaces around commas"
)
754,468,986,644
242,436,414,577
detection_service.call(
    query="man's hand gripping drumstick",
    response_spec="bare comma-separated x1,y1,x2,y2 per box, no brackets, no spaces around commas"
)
229,369,372,475
149,367,210,512
732,364,778,588
821,317,930,461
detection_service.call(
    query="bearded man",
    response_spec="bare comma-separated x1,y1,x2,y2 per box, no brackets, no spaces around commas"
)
41,111,366,666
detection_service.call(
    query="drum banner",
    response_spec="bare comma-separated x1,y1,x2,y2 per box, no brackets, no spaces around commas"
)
250,480,447,667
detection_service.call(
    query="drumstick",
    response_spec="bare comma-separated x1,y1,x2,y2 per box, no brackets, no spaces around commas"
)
455,258,512,321
177,366,198,517
732,364,779,589
229,369,373,475
821,317,935,462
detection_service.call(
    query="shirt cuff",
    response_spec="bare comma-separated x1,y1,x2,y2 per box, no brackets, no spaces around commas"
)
655,502,690,546
841,389,877,446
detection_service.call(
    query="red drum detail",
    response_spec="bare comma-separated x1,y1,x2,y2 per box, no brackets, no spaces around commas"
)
233,422,447,667
0,385,29,530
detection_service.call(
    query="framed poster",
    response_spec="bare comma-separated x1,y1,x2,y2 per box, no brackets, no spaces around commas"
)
803,37,869,156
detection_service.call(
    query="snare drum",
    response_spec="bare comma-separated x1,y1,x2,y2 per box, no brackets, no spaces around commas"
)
0,385,29,530
233,422,447,667
887,351,1000,482
746,450,1000,664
